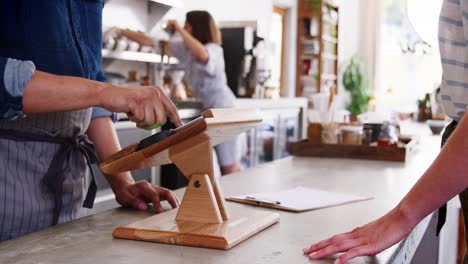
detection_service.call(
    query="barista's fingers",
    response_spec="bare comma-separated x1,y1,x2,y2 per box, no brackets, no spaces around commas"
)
137,182,164,213
152,88,167,125
159,90,183,127
127,100,144,123
140,97,155,126
156,187,179,209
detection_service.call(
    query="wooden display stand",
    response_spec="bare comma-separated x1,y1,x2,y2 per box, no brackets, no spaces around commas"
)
100,108,280,249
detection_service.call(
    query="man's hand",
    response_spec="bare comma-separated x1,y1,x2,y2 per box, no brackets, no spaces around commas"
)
303,206,416,263
98,84,183,128
112,180,180,213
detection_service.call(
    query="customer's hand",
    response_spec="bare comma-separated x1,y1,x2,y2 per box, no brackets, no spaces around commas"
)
303,207,416,263
112,180,180,213
98,85,183,128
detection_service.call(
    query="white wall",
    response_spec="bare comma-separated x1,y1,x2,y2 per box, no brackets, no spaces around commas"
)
103,0,148,30
160,0,271,37
337,1,360,65
328,0,361,108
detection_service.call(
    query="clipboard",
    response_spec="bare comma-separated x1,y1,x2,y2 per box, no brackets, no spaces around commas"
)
226,186,372,213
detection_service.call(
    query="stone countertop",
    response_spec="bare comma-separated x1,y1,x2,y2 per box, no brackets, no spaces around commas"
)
173,97,308,110
0,122,442,264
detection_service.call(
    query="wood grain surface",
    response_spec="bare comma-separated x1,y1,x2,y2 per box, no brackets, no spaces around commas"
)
99,108,262,175
291,137,419,162
112,208,280,249
175,174,222,224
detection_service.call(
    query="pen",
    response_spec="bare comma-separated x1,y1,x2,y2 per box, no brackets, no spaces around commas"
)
245,196,281,205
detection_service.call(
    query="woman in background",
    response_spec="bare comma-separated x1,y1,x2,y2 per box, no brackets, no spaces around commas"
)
119,11,242,175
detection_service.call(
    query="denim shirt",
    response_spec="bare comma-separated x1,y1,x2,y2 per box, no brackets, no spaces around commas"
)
0,0,112,120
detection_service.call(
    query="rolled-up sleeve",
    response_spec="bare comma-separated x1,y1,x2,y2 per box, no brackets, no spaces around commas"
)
193,43,220,76
92,71,117,121
162,37,190,61
0,57,36,120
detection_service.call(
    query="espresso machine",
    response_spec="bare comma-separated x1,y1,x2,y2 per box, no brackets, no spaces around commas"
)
221,27,264,98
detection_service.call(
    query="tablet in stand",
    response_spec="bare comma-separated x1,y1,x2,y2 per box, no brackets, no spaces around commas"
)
100,108,280,249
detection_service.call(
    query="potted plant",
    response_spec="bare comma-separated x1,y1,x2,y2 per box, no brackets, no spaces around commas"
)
342,57,371,120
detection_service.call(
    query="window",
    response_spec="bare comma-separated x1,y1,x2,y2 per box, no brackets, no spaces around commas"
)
376,0,442,113
269,5,287,96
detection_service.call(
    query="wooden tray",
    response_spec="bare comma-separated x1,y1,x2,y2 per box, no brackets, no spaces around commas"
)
291,136,419,162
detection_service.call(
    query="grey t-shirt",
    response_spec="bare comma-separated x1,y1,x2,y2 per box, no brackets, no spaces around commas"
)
168,39,236,109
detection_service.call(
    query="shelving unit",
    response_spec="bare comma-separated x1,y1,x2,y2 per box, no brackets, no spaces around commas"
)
101,48,179,87
102,49,179,64
296,0,339,97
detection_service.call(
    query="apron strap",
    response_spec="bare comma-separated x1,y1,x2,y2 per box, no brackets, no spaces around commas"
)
0,128,98,225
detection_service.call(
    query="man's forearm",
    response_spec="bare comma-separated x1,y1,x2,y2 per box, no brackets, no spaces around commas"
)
398,114,468,226
23,70,105,114
86,117,135,188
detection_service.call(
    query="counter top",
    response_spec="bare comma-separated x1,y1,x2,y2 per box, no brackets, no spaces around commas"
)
0,122,442,264
173,97,308,110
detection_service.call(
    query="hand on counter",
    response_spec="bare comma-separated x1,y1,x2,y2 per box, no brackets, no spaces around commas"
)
303,206,415,263
112,179,180,213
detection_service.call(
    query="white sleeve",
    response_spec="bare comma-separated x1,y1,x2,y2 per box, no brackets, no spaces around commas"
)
169,40,191,61
153,35,190,61
193,43,221,76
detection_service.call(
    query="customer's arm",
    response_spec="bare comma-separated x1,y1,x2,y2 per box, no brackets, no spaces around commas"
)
86,117,179,213
304,114,468,263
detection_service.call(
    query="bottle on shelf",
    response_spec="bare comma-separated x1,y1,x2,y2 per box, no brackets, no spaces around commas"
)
417,93,433,122
424,93,433,121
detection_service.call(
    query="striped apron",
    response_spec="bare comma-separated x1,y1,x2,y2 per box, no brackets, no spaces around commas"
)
0,108,96,241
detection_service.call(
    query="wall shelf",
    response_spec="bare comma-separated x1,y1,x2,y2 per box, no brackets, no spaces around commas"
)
322,35,338,44
102,49,178,64
321,74,337,81
322,53,337,61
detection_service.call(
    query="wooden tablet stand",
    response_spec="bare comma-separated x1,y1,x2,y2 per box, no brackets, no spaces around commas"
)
100,108,280,249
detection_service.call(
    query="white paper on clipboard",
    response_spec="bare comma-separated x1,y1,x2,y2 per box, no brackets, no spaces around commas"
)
227,186,372,212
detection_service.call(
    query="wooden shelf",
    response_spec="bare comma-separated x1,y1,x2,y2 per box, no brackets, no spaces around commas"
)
321,74,337,81
302,35,319,41
323,17,338,26
322,35,338,44
301,54,319,59
301,75,318,81
297,0,339,96
300,10,315,17
322,53,337,61
102,49,178,64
